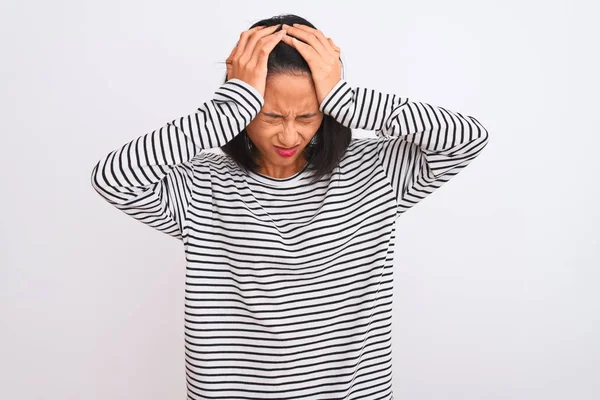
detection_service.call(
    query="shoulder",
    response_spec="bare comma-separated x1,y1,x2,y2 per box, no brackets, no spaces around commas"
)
339,137,382,164
191,151,245,179
347,137,380,151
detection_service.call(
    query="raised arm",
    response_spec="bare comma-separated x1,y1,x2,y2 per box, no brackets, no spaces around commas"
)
90,79,264,240
320,79,490,215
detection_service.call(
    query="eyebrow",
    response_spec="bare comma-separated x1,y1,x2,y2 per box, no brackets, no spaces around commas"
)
263,112,318,118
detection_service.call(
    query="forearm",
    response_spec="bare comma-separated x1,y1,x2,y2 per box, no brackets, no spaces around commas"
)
91,78,264,204
320,79,489,151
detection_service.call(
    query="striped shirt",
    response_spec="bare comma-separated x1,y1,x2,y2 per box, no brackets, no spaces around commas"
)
91,77,490,399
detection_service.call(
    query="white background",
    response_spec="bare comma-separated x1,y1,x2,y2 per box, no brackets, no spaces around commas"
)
1,0,598,399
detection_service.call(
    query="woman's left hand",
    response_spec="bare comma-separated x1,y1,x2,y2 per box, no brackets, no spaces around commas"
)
280,23,342,106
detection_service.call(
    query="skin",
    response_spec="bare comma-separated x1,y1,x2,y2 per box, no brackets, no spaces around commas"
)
225,23,342,179
246,73,324,178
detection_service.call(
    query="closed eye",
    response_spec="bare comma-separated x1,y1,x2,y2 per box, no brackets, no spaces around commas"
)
263,112,318,119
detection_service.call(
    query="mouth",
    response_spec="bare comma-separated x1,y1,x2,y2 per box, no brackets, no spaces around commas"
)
274,145,299,157
274,145,299,151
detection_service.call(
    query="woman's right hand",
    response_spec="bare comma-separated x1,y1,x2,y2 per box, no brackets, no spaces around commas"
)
225,25,287,98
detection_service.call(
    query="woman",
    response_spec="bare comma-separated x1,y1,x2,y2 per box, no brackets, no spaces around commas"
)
91,14,489,400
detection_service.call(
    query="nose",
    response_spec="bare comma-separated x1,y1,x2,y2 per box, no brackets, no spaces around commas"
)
277,121,301,148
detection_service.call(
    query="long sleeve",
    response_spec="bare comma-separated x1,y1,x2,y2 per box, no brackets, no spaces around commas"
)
90,78,264,240
319,79,490,215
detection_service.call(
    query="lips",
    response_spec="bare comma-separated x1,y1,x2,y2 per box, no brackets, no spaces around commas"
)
274,145,299,157
275,146,298,151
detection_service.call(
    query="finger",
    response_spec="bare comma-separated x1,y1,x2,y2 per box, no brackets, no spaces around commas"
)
226,45,236,79
250,29,286,70
226,42,237,64
286,24,339,60
280,33,321,64
281,25,331,61
327,38,342,62
328,38,341,54
280,34,317,66
238,24,280,63
233,25,269,60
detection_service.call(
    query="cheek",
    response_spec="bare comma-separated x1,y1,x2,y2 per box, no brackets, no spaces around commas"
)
245,122,275,144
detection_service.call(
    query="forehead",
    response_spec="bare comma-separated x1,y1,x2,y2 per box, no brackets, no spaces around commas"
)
263,74,318,110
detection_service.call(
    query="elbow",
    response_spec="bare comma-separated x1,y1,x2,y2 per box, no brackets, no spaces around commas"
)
90,159,111,200
90,160,102,192
469,115,491,146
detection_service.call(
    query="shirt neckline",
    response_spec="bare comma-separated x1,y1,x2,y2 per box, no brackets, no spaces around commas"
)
246,161,311,187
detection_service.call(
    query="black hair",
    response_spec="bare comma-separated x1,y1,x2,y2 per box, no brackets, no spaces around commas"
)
220,14,352,184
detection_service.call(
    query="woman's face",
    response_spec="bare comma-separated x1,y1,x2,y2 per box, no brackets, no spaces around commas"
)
246,73,324,177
